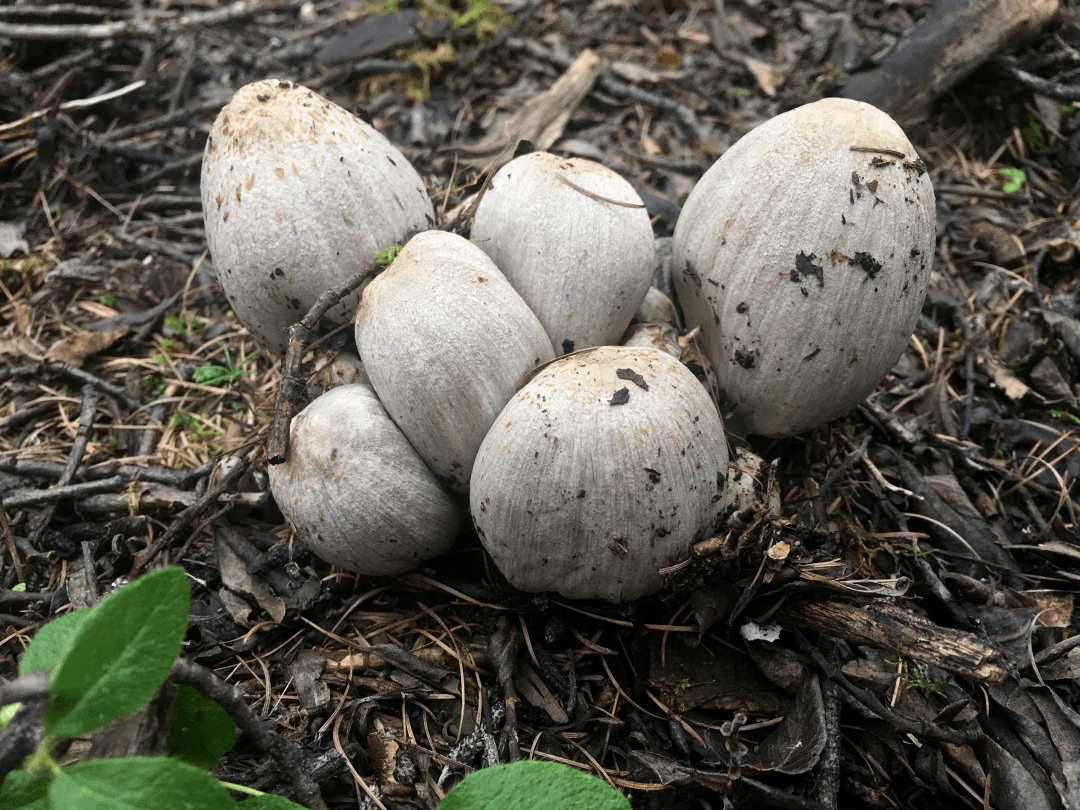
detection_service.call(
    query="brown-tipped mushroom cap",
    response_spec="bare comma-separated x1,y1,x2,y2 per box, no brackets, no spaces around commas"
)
201,79,434,355
268,384,459,575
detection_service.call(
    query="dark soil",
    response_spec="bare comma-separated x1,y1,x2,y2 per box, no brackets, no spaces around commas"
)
2,1,1080,809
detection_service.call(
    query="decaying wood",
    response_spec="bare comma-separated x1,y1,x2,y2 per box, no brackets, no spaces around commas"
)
779,600,1007,683
841,0,1060,124
445,48,603,167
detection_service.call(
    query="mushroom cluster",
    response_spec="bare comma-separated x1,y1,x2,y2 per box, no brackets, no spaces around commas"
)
201,85,934,602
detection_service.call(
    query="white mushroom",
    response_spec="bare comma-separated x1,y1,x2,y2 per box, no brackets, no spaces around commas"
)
268,384,459,575
201,79,434,355
470,345,730,603
355,230,555,493
671,98,936,438
469,152,656,354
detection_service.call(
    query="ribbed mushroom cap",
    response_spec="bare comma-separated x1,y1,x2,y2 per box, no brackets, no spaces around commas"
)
356,230,555,493
671,98,935,438
201,79,434,355
470,152,656,355
268,384,459,575
471,345,729,603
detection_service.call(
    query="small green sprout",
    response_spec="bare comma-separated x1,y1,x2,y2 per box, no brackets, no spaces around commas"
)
997,167,1026,194
164,314,205,335
1049,409,1080,426
193,347,259,389
375,244,403,267
99,293,116,308
907,666,945,698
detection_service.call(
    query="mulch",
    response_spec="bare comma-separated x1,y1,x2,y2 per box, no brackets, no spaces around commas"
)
2,1,1080,808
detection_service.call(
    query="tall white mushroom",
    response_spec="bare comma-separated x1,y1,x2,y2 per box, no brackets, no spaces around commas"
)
201,79,434,355
671,98,936,438
355,230,555,493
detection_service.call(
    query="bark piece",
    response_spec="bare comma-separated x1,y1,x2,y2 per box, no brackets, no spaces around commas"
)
840,0,1059,124
778,599,1006,682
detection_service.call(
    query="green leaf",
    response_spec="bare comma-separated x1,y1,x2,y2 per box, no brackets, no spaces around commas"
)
0,770,51,809
998,167,1026,194
50,757,235,810
0,702,20,729
20,608,96,677
237,794,309,809
168,684,237,771
437,761,631,810
44,567,190,738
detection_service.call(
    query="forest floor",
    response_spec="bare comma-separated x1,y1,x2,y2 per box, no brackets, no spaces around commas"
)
2,0,1080,808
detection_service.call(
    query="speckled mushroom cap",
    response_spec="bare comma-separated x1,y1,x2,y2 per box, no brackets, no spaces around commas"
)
470,345,729,603
671,97,936,438
267,384,459,576
201,79,434,355
469,152,656,355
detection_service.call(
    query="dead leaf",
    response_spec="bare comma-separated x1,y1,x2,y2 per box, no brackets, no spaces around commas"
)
743,56,784,96
45,326,129,367
0,221,29,258
984,735,1055,810
288,650,330,711
0,336,45,360
979,352,1029,400
744,674,826,774
214,523,286,624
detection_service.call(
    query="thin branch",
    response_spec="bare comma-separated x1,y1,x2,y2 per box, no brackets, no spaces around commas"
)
170,657,328,810
267,261,384,465
0,671,49,708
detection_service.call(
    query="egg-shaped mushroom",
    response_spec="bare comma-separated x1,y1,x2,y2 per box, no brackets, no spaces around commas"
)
671,98,936,438
201,79,434,355
470,345,729,603
355,230,555,493
268,384,459,575
469,152,656,355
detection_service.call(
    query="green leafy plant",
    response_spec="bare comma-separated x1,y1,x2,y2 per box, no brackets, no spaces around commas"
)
436,760,630,810
0,567,298,809
169,411,223,441
996,167,1026,194
98,294,116,308
193,348,259,389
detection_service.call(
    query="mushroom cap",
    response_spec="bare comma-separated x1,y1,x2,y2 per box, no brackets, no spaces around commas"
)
201,79,434,355
268,384,459,575
671,98,936,438
355,230,555,493
470,345,729,603
469,152,656,355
